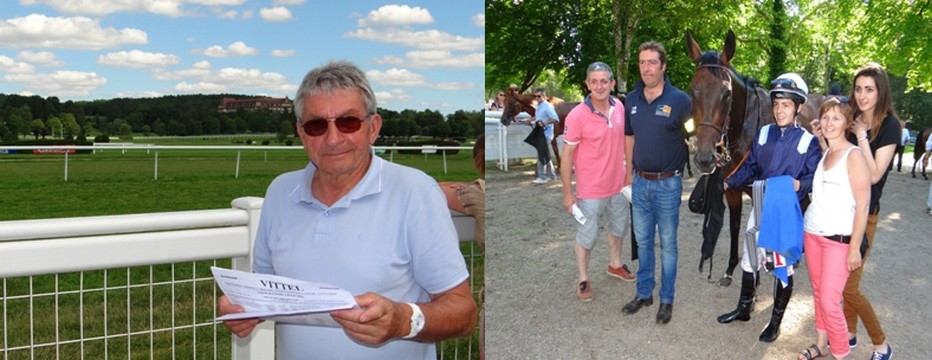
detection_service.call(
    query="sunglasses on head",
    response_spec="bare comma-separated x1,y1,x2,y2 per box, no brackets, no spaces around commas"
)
301,114,369,137
827,95,850,103
770,78,799,91
498,93,505,96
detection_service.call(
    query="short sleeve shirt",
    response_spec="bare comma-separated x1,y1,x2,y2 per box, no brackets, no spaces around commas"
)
252,156,469,360
563,95,626,199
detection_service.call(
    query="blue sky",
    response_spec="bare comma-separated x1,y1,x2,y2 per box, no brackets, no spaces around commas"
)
0,0,484,114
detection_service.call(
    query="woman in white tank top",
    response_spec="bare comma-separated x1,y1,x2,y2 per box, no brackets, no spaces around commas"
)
797,96,871,360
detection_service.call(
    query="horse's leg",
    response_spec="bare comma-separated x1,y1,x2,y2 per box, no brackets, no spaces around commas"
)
719,189,744,287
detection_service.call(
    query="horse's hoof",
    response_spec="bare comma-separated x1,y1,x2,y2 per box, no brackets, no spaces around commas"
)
717,274,733,287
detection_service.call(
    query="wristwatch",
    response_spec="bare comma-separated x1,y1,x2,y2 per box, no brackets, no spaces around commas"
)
403,303,425,339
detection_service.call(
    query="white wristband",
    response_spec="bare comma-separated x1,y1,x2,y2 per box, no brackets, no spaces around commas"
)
403,303,425,339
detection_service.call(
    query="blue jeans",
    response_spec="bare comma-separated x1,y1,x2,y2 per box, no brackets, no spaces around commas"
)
632,173,682,304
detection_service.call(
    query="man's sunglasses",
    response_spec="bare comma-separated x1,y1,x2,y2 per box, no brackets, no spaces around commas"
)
301,114,370,137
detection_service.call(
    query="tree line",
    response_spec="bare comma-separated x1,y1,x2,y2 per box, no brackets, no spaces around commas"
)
0,93,485,143
486,0,931,130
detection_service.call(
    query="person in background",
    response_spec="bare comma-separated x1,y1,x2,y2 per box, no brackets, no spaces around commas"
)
560,61,634,302
894,119,908,172
217,60,477,360
798,96,870,360
842,62,896,360
440,134,486,251
488,91,505,111
716,73,821,343
622,41,692,324
525,88,559,184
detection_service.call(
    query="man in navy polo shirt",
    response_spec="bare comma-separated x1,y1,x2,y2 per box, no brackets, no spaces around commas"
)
622,41,692,325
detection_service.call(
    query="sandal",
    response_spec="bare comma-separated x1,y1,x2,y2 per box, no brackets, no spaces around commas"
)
798,344,825,360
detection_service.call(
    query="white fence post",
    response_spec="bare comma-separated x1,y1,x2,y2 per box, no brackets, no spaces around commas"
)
230,197,274,360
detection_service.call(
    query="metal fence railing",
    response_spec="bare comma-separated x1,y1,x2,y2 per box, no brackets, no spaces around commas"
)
0,197,481,360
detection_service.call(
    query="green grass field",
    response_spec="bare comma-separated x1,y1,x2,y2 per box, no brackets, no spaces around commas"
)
0,138,483,359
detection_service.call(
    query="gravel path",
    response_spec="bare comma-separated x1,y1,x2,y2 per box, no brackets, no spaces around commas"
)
485,160,930,359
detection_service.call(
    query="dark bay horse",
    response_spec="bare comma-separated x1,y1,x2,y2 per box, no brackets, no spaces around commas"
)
686,30,822,285
913,127,932,180
500,92,578,168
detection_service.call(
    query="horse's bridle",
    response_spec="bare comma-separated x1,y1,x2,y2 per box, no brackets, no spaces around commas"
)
695,63,735,173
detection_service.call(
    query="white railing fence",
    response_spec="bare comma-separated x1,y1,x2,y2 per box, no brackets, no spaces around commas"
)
485,111,563,172
0,198,479,360
0,145,472,181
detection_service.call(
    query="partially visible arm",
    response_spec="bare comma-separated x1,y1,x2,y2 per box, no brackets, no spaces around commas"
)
846,149,871,271
624,135,635,186
796,136,823,195
561,143,578,213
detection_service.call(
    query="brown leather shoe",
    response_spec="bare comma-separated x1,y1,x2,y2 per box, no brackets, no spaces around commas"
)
576,281,593,302
607,264,635,281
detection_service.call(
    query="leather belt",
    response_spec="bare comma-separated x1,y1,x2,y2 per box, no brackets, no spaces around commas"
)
635,169,680,180
825,234,851,244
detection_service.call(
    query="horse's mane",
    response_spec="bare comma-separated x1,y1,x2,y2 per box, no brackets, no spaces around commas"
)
698,51,760,90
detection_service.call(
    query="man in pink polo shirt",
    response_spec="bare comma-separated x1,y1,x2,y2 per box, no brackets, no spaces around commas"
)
560,61,633,302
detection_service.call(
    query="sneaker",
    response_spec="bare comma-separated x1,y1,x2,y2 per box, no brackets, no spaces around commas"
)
531,178,548,184
576,281,593,302
870,344,892,360
828,335,857,350
607,264,635,281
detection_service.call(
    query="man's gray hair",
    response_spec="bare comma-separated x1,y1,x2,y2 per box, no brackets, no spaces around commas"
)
587,61,614,80
293,60,377,122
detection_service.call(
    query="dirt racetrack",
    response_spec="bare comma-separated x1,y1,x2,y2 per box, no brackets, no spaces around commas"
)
484,160,931,359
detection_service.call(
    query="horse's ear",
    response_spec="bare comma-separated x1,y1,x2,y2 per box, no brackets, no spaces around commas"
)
721,30,736,66
685,30,702,63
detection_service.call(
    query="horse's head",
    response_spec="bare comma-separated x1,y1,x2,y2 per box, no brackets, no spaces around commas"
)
686,30,736,174
500,92,536,125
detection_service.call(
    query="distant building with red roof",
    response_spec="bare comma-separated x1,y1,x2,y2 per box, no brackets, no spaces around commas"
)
218,97,293,113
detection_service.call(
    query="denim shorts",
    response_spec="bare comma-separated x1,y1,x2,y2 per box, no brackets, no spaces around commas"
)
575,193,630,249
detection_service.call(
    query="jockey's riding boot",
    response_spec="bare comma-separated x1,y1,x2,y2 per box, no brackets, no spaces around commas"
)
717,271,756,323
759,275,793,342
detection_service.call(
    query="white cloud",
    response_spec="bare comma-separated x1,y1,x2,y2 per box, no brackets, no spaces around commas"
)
0,55,36,73
198,41,259,57
260,6,292,22
273,0,305,5
97,50,181,68
241,9,254,19
375,50,483,68
16,51,63,67
218,10,238,19
374,88,412,105
358,5,433,27
0,14,148,50
168,66,294,95
345,28,482,51
472,13,484,27
433,81,474,91
270,49,295,57
20,0,247,17
152,61,211,80
366,68,426,87
3,70,107,97
192,60,211,69
115,90,163,98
